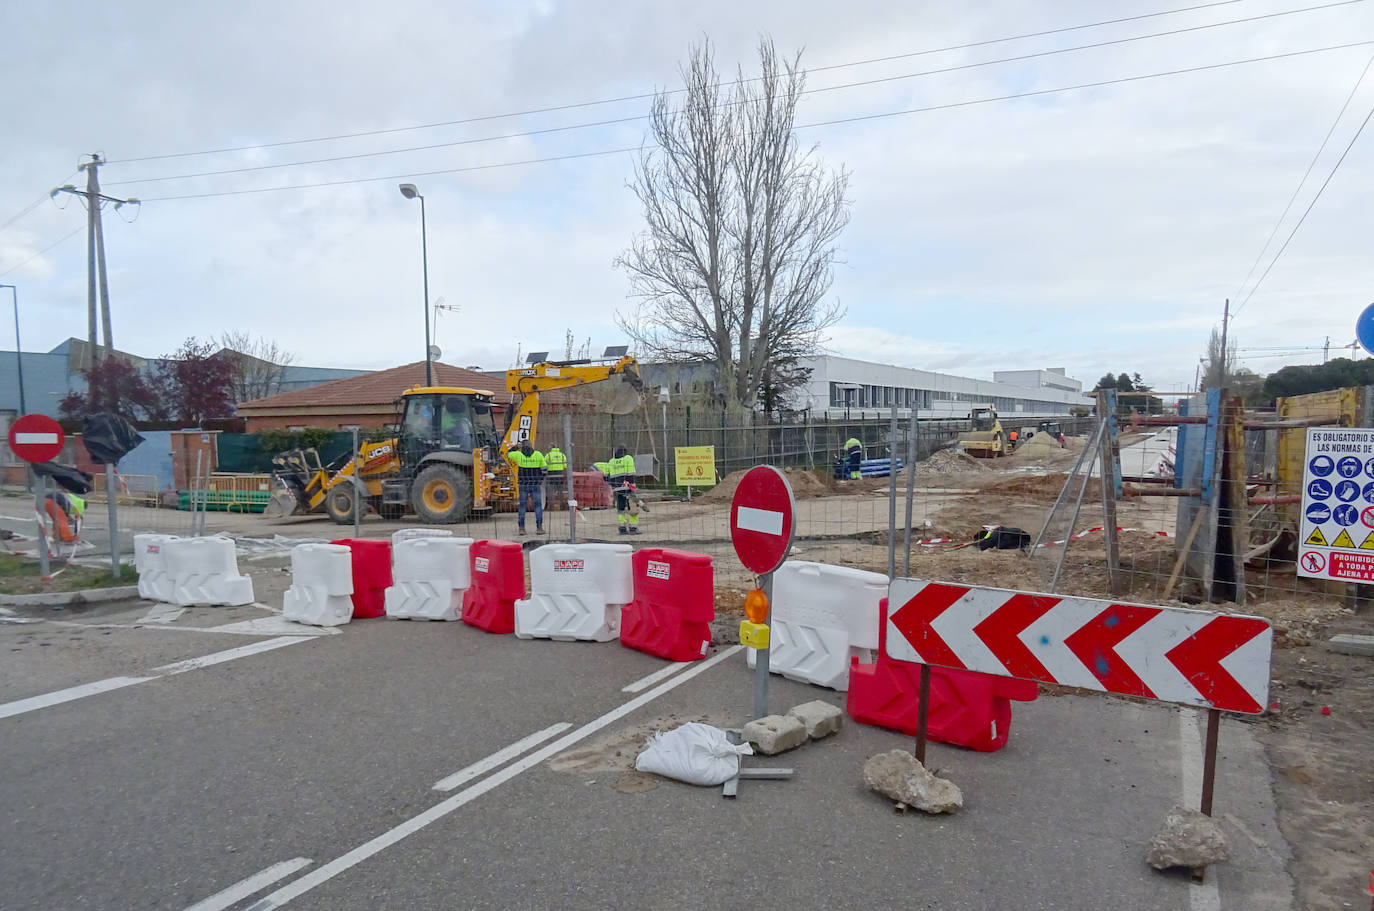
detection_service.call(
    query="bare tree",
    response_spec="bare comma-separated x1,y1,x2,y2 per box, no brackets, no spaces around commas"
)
617,38,849,413
1201,326,1236,390
217,331,295,403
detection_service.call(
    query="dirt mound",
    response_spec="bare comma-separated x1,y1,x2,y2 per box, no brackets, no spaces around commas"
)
979,472,1099,503
696,467,830,503
922,448,990,474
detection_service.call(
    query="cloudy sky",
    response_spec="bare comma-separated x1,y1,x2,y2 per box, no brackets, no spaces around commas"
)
3,0,1373,395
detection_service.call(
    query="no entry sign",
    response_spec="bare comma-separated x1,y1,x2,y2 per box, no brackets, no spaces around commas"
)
885,579,1273,714
7,414,64,463
730,466,795,575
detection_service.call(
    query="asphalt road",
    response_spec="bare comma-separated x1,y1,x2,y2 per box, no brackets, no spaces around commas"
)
0,581,1293,911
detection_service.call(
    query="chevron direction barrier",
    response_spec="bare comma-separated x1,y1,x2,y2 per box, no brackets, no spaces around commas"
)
886,579,1272,714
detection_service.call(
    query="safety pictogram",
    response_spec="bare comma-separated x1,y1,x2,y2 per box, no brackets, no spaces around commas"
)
1305,527,1327,546
1332,529,1356,549
1301,427,1374,582
1301,552,1326,573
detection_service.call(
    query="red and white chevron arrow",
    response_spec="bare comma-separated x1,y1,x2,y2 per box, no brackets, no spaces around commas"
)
885,580,1272,714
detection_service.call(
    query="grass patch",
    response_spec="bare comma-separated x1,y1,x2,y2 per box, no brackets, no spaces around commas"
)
0,552,138,595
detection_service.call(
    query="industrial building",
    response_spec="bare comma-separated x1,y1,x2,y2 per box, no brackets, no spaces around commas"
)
793,355,1092,418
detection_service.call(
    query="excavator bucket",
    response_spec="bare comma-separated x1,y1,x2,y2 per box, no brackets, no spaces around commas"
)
263,486,303,518
602,376,643,415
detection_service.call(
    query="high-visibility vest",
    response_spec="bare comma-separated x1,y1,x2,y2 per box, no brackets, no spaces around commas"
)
509,449,547,469
598,454,635,480
844,438,862,454
546,447,567,472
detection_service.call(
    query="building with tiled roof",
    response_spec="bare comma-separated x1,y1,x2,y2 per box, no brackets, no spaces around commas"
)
234,361,595,431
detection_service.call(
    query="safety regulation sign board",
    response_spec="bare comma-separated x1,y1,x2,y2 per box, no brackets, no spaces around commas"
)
1299,427,1374,583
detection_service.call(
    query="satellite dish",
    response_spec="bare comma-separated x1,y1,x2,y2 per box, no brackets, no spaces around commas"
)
429,345,442,360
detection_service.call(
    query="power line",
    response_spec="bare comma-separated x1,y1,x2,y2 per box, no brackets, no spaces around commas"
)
106,0,1367,189
104,0,1260,166
132,39,1374,203
0,170,80,234
1231,98,1374,317
0,224,83,279
1230,50,1374,304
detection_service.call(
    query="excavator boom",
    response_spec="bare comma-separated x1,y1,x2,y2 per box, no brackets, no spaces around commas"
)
501,355,642,456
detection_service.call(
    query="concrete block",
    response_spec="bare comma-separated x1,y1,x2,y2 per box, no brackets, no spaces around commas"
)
1327,633,1374,657
741,714,808,755
789,700,844,739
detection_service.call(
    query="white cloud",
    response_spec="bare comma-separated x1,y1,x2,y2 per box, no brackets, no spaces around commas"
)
2,0,1372,394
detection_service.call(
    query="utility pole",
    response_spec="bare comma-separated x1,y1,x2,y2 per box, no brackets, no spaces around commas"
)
1218,298,1230,388
53,156,138,369
1323,336,1330,363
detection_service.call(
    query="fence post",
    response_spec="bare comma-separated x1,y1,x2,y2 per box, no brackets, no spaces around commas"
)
352,427,361,538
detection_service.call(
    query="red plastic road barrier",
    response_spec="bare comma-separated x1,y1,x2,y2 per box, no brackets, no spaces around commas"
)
330,538,393,619
462,539,525,634
620,548,714,661
847,598,1038,752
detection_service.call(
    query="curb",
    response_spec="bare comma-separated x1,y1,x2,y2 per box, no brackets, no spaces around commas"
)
0,585,141,609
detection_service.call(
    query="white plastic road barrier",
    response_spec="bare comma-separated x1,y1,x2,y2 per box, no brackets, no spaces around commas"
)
283,543,355,626
746,561,886,690
162,536,255,607
385,536,474,621
515,543,632,642
391,527,454,546
134,533,178,603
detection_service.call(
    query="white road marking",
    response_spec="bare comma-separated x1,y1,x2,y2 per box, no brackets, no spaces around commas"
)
0,676,154,720
2,637,320,721
183,858,312,911
620,661,692,693
736,506,783,535
1177,707,1222,911
153,637,307,675
140,604,186,624
432,722,573,792
251,645,745,909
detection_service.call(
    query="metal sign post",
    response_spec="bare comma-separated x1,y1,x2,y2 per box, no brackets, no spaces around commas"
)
8,415,65,579
352,428,362,538
564,413,575,544
104,463,119,581
32,469,49,579
729,466,796,721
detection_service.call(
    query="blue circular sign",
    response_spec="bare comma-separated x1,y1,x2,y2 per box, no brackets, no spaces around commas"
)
1358,301,1374,355
1337,456,1363,478
1309,455,1335,477
1336,479,1361,502
1363,482,1374,503
1334,503,1360,526
1308,479,1334,499
1366,457,1374,478
1307,502,1332,523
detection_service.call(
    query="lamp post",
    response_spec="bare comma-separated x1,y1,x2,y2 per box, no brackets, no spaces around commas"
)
398,183,433,386
0,284,23,413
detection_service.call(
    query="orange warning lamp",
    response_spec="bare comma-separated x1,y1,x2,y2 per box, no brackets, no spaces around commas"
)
743,587,769,623
739,588,771,650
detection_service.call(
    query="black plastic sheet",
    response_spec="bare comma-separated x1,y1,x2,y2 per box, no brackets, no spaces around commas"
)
82,413,145,466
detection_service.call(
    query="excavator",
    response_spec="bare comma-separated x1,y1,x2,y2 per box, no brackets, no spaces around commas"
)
267,354,642,524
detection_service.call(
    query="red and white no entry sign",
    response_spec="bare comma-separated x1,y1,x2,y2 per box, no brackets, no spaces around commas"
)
7,414,65,463
885,579,1273,714
729,466,795,576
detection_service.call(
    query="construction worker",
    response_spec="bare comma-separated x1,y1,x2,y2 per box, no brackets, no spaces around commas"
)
1008,429,1018,451
508,440,547,535
844,437,863,480
44,490,85,543
546,444,567,477
440,398,473,449
595,444,640,535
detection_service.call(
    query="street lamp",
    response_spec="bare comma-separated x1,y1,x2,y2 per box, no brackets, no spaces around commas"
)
0,284,23,413
398,183,433,386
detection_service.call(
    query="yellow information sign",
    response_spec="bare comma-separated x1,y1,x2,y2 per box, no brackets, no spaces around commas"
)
675,445,717,486
1332,528,1356,549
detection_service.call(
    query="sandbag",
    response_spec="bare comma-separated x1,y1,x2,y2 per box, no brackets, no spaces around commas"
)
634,723,753,786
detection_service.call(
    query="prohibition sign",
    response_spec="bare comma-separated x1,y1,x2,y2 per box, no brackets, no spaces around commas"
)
1300,552,1326,574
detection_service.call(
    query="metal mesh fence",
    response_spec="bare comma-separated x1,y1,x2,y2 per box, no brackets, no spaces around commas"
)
3,392,1364,623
